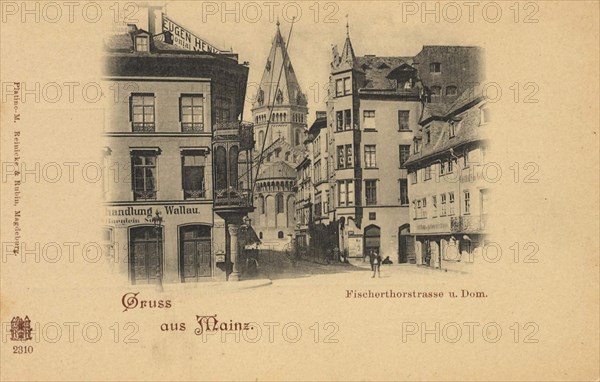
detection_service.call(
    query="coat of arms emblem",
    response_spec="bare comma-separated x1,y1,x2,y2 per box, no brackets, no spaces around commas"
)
10,316,32,341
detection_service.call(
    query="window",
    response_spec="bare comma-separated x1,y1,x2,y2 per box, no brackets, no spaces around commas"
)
449,192,455,215
259,195,265,214
441,193,447,216
399,145,411,167
424,165,432,181
399,179,409,205
431,86,442,96
364,145,376,168
369,212,376,220
365,180,377,205
259,232,263,239
398,110,410,130
338,180,354,206
417,199,422,218
344,109,352,129
135,35,149,52
449,121,456,138
182,153,206,199
336,79,343,97
422,198,428,218
481,189,489,215
464,190,471,214
346,145,353,167
414,139,421,154
440,161,446,176
130,94,155,132
278,231,284,239
463,149,470,167
446,86,458,96
412,201,417,220
275,193,284,214
410,171,418,184
338,145,353,169
314,160,321,182
430,62,441,73
425,127,431,144
432,195,438,217
481,108,490,124
180,95,204,132
447,158,454,173
132,152,157,200
337,146,345,168
343,77,351,95
101,228,114,258
363,110,376,129
336,111,343,131
215,96,231,123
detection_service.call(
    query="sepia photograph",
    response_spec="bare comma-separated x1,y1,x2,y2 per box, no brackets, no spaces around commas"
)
0,1,598,381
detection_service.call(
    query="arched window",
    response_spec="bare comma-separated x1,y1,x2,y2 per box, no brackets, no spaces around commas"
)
446,86,458,96
258,130,265,146
275,89,283,104
275,193,284,214
214,146,227,190
259,195,265,214
228,146,239,189
285,152,290,161
278,231,284,239
294,130,301,146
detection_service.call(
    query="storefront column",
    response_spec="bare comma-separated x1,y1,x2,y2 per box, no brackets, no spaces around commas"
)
228,224,241,281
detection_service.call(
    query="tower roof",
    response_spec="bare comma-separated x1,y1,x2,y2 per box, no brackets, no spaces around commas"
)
331,21,357,72
253,22,307,109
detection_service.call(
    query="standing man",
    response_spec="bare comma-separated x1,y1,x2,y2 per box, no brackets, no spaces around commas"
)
372,250,382,278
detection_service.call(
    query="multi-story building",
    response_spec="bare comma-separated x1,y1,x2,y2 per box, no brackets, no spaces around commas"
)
404,86,490,271
250,21,308,249
103,23,252,284
293,111,338,256
322,27,483,263
294,155,312,247
325,30,422,262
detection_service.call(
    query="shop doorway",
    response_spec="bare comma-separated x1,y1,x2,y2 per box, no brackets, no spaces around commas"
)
129,226,163,284
398,224,414,263
364,225,381,256
179,225,212,282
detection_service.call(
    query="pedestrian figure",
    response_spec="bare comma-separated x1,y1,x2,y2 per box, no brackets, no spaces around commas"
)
368,250,375,271
372,250,382,278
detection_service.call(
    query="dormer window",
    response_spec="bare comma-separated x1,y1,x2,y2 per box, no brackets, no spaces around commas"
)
449,121,456,138
135,35,149,52
414,138,421,154
480,107,490,125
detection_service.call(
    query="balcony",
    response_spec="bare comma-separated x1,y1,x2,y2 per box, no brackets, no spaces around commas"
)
214,187,253,212
450,215,486,233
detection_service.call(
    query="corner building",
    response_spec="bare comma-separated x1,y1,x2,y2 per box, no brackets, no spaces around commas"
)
103,25,251,284
325,29,483,263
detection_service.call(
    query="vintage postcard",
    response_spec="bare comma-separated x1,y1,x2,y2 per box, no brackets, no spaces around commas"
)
1,1,598,380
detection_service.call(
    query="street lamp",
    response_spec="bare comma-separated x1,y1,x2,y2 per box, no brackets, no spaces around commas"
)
147,210,163,292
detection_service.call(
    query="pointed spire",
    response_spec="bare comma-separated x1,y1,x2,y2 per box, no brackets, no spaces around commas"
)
253,22,307,110
341,16,356,65
346,14,349,36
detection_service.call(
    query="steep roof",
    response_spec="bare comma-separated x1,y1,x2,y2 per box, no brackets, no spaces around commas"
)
404,86,488,167
252,22,307,109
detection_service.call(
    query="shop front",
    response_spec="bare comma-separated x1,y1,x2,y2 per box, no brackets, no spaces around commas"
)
103,203,225,284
